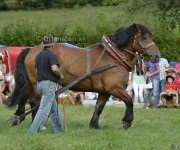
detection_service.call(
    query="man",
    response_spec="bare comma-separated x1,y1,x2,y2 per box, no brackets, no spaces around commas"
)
159,58,170,92
158,58,170,105
161,75,178,108
28,45,64,134
145,61,160,109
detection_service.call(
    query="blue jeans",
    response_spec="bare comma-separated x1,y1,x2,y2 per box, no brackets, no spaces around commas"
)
28,80,63,134
159,79,165,92
146,78,160,108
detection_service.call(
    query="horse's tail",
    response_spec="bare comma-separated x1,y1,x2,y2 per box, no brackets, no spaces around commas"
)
4,48,31,107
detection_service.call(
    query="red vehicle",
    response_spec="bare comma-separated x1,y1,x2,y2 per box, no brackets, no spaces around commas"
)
0,45,28,86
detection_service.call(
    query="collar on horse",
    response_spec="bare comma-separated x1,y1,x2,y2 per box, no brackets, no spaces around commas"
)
101,35,135,72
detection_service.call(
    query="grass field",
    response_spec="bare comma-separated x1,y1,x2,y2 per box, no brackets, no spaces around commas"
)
0,104,179,150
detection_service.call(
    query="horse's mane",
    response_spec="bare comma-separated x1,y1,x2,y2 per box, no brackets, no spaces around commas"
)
109,24,152,48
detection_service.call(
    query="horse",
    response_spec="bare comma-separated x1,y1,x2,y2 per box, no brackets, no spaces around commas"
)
4,23,160,129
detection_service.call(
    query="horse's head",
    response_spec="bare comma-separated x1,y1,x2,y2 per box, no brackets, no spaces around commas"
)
132,24,161,63
109,23,161,63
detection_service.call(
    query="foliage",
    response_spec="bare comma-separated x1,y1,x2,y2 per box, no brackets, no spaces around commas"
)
0,105,180,150
0,2,179,61
0,0,122,10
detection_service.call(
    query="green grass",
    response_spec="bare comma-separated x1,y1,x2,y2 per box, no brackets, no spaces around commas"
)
0,104,179,150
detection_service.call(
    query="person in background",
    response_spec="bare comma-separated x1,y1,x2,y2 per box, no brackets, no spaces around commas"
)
145,60,160,109
158,58,170,105
9,75,15,93
161,75,178,108
126,72,133,97
0,53,6,75
131,59,146,103
0,70,7,104
68,90,85,105
174,63,180,92
85,92,98,100
159,58,170,93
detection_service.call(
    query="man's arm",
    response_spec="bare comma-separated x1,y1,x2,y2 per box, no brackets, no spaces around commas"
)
51,65,64,79
147,66,160,77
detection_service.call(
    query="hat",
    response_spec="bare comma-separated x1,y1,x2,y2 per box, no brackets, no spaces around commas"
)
166,75,175,82
165,68,176,73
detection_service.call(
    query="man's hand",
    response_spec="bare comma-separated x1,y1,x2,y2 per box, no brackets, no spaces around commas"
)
51,65,64,79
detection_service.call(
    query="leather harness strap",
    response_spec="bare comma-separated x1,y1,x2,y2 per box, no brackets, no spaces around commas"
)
85,48,94,91
101,36,135,72
86,48,91,73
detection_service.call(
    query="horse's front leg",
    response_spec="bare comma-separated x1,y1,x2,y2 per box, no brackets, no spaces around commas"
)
121,97,134,129
89,94,110,129
111,88,134,129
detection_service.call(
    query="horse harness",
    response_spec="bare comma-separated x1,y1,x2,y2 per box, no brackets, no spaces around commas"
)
101,35,135,72
101,34,155,72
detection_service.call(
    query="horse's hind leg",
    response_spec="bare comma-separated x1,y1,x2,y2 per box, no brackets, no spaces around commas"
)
11,99,27,126
89,94,110,129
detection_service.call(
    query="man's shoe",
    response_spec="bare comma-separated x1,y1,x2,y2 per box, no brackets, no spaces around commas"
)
146,107,150,110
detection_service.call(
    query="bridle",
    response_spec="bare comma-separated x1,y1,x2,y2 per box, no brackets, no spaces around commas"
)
132,33,155,55
101,33,155,71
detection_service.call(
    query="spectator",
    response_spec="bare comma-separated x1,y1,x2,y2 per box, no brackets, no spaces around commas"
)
9,75,15,93
109,95,119,102
68,90,84,105
85,92,98,100
126,72,133,97
161,75,178,108
158,58,170,105
58,90,69,104
174,63,180,92
28,45,64,134
145,60,160,109
131,60,146,103
0,53,6,75
0,71,7,104
159,58,170,93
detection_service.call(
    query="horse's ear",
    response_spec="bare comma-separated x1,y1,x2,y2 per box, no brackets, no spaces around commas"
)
134,23,141,33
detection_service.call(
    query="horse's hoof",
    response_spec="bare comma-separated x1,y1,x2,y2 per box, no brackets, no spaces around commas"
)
10,121,18,126
10,115,24,126
89,124,100,129
121,121,131,130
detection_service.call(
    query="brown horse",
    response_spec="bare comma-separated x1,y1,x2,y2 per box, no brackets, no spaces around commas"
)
5,23,160,129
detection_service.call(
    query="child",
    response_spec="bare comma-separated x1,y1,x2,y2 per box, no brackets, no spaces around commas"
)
161,75,178,108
